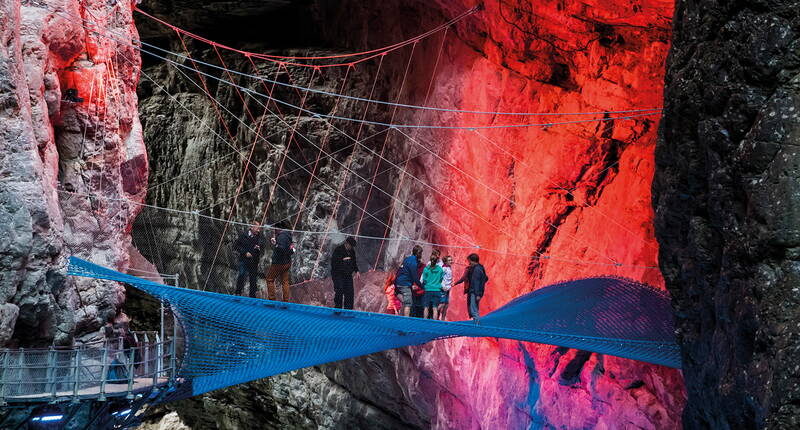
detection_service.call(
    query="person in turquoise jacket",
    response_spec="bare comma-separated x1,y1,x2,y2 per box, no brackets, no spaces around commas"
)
421,254,444,319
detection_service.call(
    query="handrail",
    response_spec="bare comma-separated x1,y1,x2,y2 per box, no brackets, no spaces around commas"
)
0,337,180,403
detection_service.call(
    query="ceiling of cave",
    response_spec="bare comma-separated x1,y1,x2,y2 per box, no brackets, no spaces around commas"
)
137,0,314,42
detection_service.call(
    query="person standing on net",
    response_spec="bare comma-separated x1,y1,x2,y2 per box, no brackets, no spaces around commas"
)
438,255,453,320
454,253,489,322
234,223,264,297
421,253,444,320
330,237,359,309
266,222,294,302
394,245,423,317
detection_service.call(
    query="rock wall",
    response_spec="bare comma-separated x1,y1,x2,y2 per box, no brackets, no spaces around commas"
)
376,0,685,428
654,1,800,428
134,0,686,428
0,0,145,347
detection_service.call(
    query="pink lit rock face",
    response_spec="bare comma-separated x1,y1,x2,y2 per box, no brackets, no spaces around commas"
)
341,0,685,428
129,0,686,427
0,0,145,346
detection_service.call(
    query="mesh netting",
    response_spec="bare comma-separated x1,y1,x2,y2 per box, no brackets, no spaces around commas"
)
67,257,680,396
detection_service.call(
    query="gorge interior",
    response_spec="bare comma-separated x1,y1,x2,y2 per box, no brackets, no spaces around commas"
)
1,0,685,428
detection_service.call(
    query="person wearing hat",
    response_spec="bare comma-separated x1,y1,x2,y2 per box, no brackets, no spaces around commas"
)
330,236,359,309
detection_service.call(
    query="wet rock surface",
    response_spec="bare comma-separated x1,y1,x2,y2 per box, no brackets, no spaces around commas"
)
654,1,800,428
0,0,145,347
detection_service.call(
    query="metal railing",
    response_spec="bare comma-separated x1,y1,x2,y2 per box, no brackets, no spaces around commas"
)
0,332,179,404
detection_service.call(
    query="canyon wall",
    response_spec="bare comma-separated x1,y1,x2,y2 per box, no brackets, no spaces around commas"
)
0,0,145,347
134,0,686,428
654,0,800,428
385,0,685,428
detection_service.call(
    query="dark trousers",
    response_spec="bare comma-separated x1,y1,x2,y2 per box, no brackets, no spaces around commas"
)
468,293,482,319
332,274,354,309
236,261,258,297
411,293,424,318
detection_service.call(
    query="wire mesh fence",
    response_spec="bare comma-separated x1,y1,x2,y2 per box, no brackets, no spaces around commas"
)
0,333,178,403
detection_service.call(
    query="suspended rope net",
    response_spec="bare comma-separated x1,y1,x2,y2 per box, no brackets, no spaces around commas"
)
66,257,680,398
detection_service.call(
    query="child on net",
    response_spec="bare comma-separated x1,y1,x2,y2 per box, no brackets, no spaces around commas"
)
438,255,453,320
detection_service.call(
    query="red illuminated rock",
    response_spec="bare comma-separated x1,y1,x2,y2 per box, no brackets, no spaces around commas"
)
0,0,145,346
376,0,685,428
130,0,687,427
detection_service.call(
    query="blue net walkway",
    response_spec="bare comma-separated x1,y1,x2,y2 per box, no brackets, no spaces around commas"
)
67,257,680,396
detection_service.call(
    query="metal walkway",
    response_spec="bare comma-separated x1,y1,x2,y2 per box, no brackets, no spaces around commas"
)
0,333,179,405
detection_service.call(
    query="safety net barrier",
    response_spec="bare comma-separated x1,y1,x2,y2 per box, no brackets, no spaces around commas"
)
67,257,681,396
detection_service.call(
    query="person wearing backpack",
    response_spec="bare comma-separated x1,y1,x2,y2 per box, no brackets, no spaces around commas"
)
454,253,489,322
394,245,423,316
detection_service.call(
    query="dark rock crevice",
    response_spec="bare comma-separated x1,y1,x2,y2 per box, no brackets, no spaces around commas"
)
655,0,800,428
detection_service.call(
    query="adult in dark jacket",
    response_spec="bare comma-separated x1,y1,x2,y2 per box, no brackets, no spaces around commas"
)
454,253,489,321
330,237,359,309
234,223,265,297
394,245,423,317
266,223,294,302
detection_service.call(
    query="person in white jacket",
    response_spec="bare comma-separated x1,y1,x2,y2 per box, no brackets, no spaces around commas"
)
438,255,453,320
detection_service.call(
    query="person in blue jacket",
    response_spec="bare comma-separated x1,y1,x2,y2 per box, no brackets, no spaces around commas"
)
394,245,423,317
454,253,489,321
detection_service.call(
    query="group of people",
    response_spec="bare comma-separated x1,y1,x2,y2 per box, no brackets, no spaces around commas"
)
389,245,488,321
233,223,489,320
234,222,295,302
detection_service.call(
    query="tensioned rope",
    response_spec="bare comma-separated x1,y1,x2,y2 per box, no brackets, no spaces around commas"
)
157,44,517,244
355,42,417,236
135,42,662,129
135,61,658,270
180,63,649,270
59,189,658,271
292,64,353,230
198,131,390,214
134,6,479,68
67,257,680,398
312,54,387,273
127,15,661,116
137,60,308,214
199,62,489,248
129,27,487,248
259,68,319,224
152,47,441,291
64,11,664,272
139,45,642,279
257,148,428,247
131,14,617,263
391,127,619,264
375,26,451,267
172,32,273,293
56,10,662,121
153,59,422,243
